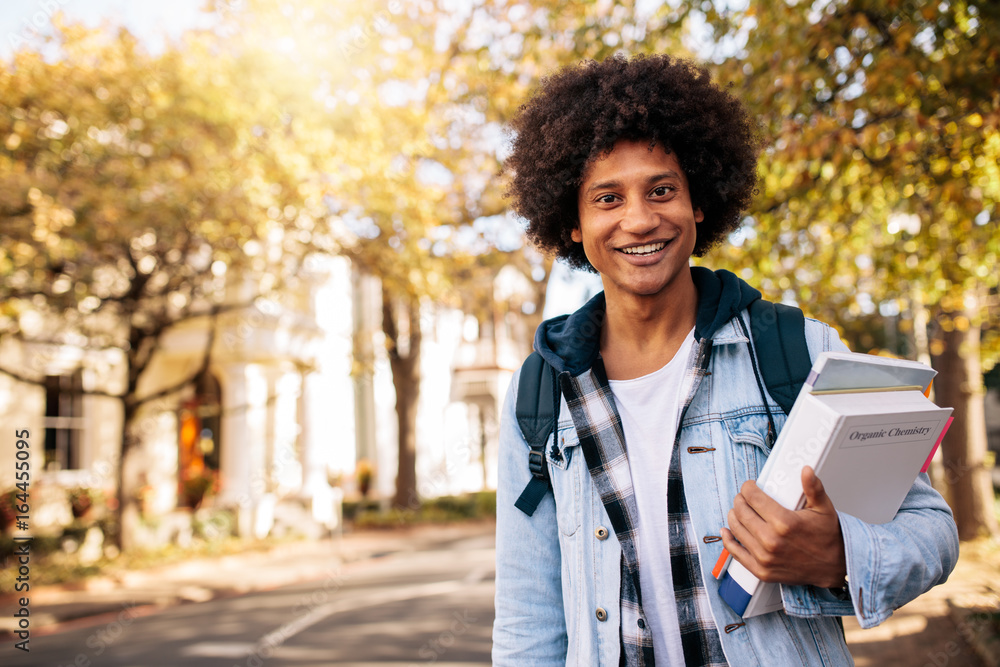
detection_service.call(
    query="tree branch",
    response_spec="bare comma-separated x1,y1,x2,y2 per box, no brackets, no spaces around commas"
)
126,305,222,411
0,363,123,400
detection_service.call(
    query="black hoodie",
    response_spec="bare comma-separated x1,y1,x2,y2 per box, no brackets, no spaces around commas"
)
533,266,762,377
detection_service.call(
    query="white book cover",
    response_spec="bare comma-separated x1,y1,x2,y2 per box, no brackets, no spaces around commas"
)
715,352,953,618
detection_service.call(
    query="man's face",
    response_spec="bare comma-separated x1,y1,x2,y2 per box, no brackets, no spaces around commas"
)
573,139,703,302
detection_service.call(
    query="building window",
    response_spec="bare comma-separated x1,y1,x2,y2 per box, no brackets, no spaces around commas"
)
44,370,84,471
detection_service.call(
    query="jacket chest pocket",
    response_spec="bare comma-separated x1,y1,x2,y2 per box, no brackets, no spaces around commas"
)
547,424,582,536
723,413,774,485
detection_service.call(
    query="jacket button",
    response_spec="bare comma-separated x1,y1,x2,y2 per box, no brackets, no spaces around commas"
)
595,526,609,540
637,618,646,629
595,607,608,622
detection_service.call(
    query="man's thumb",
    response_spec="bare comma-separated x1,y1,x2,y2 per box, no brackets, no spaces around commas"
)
801,465,828,508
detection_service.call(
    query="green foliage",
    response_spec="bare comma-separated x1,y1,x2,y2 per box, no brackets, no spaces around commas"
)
986,365,1000,392
350,491,497,529
699,1,999,363
67,486,103,518
0,24,325,342
192,508,236,541
180,469,219,509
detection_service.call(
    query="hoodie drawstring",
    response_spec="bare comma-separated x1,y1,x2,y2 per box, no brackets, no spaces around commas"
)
549,365,563,462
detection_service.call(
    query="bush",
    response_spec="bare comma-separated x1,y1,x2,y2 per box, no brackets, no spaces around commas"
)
341,498,382,523
348,491,496,529
67,486,103,518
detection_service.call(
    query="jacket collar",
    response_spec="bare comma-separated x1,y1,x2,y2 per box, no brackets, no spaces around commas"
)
534,267,761,375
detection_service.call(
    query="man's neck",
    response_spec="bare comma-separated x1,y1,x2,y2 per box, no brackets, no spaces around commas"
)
600,279,698,381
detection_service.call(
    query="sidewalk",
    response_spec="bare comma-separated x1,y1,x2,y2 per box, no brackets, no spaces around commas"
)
844,540,1000,667
0,521,496,639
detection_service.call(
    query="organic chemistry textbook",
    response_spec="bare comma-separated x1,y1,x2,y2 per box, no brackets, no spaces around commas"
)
714,352,954,618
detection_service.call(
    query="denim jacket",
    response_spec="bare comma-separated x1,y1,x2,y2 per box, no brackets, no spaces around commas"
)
492,268,959,666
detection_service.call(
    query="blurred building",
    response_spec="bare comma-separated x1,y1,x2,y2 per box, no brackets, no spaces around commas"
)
0,256,537,543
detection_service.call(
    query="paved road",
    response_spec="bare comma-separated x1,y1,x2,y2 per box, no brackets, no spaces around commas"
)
1,530,496,667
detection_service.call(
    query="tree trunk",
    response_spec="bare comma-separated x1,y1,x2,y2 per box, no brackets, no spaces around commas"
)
115,400,140,552
382,288,421,511
113,315,219,551
932,291,999,541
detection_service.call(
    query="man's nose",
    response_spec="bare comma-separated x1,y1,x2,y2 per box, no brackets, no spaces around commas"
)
620,198,658,234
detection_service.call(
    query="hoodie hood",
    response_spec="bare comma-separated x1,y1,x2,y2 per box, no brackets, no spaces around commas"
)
534,267,760,376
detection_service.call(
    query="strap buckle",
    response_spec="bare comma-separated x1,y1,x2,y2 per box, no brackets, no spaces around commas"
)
527,449,547,479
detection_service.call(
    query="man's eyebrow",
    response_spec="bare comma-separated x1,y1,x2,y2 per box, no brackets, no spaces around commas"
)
583,179,623,196
583,171,682,196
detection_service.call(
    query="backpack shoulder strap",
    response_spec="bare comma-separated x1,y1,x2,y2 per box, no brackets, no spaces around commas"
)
745,301,847,638
513,352,555,516
747,299,812,416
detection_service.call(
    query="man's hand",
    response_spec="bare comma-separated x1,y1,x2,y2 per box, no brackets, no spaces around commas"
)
720,466,847,589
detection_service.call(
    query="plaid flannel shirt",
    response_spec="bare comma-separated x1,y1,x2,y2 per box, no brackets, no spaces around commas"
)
559,339,727,667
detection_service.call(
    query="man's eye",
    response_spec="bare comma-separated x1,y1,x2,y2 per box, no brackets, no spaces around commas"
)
651,186,673,197
597,194,617,204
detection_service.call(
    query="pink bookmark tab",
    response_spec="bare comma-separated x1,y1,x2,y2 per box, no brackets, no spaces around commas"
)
921,417,954,473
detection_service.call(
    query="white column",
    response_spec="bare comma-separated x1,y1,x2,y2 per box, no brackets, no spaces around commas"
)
298,370,321,495
272,367,302,493
298,370,338,528
218,362,269,537
245,363,272,538
217,362,251,506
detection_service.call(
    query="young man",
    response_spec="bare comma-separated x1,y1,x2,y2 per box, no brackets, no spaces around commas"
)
492,54,959,666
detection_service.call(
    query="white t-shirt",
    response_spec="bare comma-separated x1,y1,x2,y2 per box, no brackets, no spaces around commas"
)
609,328,696,666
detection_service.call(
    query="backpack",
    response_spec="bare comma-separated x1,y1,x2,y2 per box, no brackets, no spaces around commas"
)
514,298,812,516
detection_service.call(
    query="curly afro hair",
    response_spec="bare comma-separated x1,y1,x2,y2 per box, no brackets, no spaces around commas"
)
505,53,762,272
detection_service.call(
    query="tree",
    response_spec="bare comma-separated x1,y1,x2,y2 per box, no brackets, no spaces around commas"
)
208,0,536,508
0,23,332,548
698,0,1000,539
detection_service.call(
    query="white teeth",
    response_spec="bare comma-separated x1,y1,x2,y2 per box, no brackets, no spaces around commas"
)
620,242,667,255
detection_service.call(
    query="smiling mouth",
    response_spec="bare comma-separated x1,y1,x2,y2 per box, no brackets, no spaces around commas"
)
618,242,667,256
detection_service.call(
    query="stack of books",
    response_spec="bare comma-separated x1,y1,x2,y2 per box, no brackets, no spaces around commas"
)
714,351,954,618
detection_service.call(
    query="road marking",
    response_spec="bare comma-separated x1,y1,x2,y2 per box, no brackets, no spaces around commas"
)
178,642,255,658
181,577,488,659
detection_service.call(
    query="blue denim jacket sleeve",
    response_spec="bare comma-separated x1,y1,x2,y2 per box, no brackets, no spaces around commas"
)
779,319,960,628
780,473,959,628
492,374,569,666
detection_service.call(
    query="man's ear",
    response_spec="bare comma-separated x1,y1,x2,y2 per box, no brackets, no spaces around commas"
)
694,208,704,224
571,227,582,243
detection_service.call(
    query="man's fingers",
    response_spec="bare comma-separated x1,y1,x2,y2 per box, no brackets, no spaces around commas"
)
801,465,833,511
740,478,787,518
720,526,754,567
727,496,775,563
729,492,767,544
